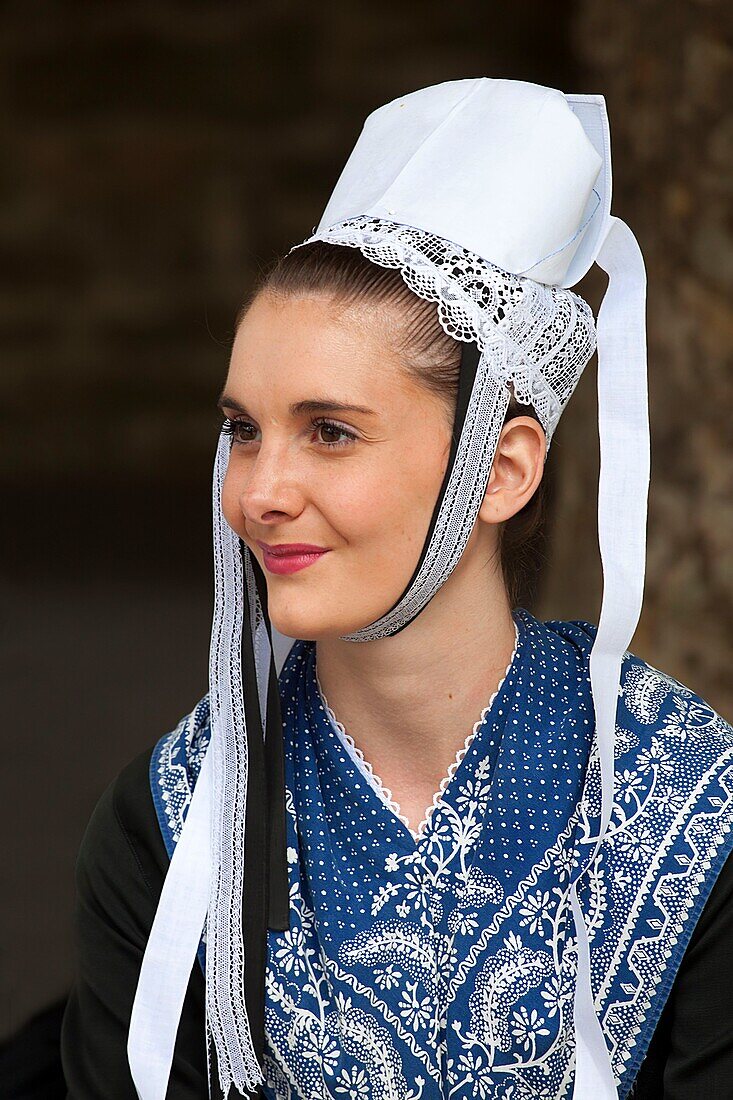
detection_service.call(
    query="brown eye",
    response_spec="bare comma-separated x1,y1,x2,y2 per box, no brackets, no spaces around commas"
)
221,419,258,444
318,423,347,445
312,418,358,449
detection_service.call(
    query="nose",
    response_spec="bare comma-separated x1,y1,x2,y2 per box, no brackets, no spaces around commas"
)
235,441,305,526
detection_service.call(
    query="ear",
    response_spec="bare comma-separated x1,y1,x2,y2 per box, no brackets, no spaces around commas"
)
478,415,546,525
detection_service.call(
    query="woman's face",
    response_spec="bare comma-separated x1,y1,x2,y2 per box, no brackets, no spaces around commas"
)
219,291,455,640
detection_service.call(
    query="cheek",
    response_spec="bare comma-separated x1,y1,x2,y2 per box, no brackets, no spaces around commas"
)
332,442,446,562
221,469,246,538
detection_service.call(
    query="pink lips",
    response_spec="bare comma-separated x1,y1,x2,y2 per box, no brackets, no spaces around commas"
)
256,540,330,575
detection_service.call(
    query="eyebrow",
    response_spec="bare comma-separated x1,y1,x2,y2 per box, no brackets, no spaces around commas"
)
216,393,378,418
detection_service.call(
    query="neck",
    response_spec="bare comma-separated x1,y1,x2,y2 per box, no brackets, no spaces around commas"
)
314,542,519,827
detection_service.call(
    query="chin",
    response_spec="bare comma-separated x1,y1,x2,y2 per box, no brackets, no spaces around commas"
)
266,596,373,642
267,600,334,642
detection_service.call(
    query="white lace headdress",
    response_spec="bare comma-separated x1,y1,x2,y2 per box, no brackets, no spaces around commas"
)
128,79,648,1100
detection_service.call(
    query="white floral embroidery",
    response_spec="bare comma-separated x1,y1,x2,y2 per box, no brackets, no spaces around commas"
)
152,615,733,1100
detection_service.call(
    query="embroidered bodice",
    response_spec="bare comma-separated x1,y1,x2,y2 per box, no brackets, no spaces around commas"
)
151,609,733,1099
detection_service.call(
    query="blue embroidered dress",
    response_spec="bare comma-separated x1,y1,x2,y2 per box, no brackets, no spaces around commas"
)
151,609,733,1100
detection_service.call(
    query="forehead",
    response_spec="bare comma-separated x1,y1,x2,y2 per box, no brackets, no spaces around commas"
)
227,292,408,397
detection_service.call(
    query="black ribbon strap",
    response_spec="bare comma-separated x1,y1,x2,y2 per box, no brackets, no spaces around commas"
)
235,539,291,1096
383,339,482,636
238,538,268,1086
251,553,290,932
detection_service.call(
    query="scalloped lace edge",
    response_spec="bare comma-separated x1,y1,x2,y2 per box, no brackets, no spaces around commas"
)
316,621,519,842
301,217,598,449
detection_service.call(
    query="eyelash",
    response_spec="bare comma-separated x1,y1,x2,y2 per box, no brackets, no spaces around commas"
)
220,416,358,450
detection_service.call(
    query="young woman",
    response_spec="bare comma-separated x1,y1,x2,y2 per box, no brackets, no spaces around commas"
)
61,80,733,1100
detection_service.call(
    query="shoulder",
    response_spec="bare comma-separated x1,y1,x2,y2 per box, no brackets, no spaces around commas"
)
611,652,733,893
77,743,164,878
615,649,733,783
148,693,212,854
540,614,733,832
76,696,212,914
542,612,733,747
73,742,168,945
64,710,212,1097
618,649,731,737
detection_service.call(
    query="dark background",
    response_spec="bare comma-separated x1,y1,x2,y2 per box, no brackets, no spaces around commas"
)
2,0,731,1044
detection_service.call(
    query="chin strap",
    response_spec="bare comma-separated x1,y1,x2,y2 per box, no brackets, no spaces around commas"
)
570,216,649,1099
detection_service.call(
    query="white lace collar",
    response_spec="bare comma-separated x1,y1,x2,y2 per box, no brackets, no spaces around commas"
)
315,621,520,842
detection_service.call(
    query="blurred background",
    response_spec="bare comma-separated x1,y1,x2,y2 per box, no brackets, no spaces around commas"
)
2,0,731,1081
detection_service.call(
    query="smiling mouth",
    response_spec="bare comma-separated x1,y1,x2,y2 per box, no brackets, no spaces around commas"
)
257,541,328,556
257,543,331,575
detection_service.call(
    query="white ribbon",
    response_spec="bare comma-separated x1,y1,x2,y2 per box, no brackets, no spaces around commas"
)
127,745,213,1098
570,215,649,1099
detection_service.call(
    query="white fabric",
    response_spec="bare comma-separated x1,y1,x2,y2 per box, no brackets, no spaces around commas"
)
563,95,612,286
298,217,596,449
570,215,649,1100
317,79,602,286
127,744,213,1098
204,434,268,1096
128,436,278,1100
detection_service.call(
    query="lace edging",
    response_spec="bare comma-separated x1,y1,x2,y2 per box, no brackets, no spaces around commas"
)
299,217,597,448
317,621,519,842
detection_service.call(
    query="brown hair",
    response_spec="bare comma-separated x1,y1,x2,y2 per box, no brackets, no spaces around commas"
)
239,241,548,609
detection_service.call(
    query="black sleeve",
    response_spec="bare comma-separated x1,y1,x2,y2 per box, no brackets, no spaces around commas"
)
632,845,733,1098
60,745,209,1099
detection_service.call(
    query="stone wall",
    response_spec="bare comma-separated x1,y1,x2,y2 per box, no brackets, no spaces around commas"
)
542,0,732,717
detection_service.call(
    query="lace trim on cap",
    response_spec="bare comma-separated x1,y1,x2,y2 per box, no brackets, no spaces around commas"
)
316,621,519,842
298,216,597,446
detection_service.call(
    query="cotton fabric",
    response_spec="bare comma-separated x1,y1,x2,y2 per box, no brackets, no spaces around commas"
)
131,609,733,1098
61,744,733,1100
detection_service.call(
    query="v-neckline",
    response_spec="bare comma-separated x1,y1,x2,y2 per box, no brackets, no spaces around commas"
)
314,616,522,845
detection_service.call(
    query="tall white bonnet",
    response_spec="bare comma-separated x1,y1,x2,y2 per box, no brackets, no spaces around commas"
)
317,79,611,287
